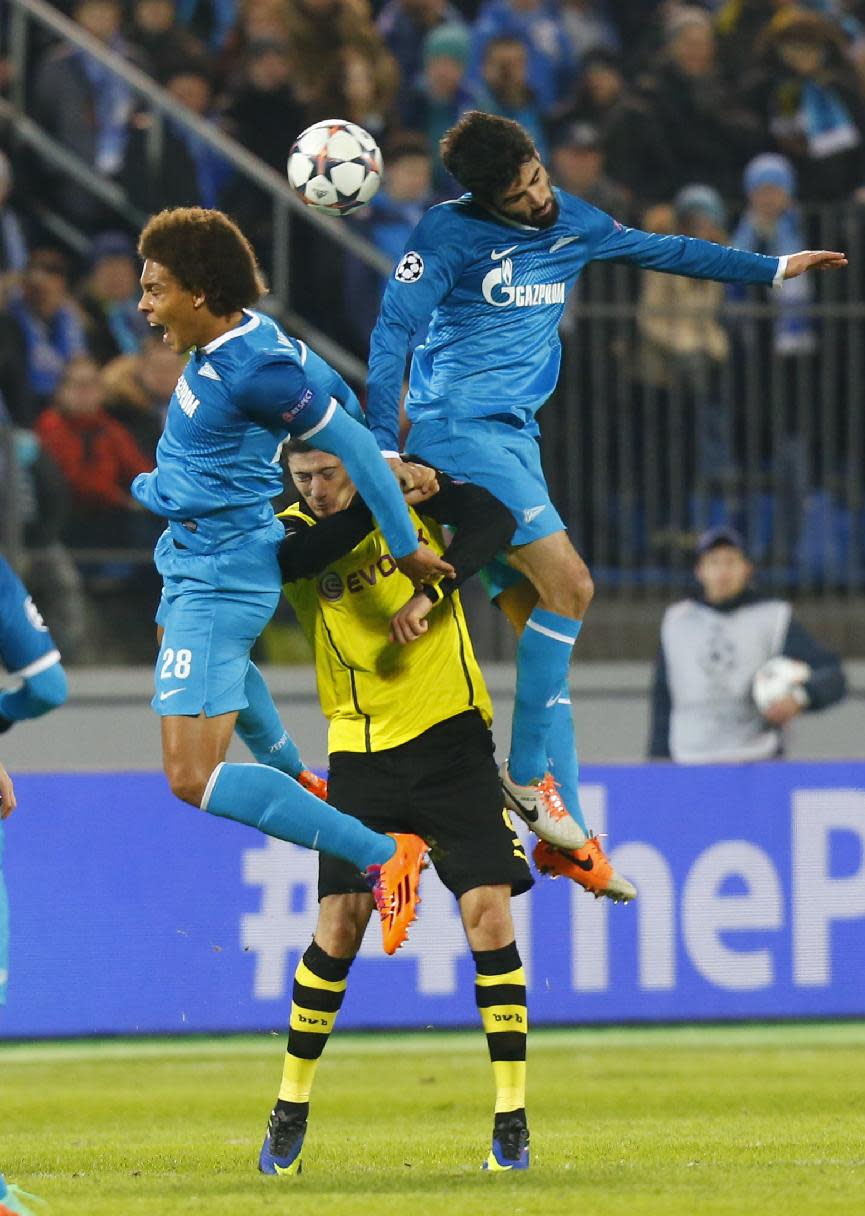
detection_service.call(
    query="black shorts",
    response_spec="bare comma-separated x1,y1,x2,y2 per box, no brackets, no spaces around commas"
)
320,710,534,902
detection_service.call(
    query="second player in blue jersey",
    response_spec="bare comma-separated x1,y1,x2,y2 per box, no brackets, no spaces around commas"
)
366,111,847,886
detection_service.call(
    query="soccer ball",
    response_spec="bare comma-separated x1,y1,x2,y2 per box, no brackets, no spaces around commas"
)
287,119,383,215
752,656,811,713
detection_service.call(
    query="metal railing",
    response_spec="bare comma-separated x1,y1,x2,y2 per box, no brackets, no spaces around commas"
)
5,0,391,383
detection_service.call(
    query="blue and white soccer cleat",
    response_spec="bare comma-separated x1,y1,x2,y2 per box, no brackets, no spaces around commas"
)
482,1112,530,1172
258,1108,307,1176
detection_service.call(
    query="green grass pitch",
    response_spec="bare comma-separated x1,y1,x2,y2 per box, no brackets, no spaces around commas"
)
2,1023,864,1216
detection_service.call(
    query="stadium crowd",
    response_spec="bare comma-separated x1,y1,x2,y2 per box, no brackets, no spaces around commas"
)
1,0,865,659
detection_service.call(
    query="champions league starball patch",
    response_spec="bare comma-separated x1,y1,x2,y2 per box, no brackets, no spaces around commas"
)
395,251,424,283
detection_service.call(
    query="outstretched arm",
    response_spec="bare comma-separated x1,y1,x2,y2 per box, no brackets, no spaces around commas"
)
782,251,848,279
0,761,15,819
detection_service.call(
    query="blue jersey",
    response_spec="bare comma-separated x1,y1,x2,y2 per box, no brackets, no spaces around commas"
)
132,310,417,558
0,556,59,678
366,190,782,451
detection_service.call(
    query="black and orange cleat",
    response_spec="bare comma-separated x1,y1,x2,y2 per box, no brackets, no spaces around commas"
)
533,837,637,903
297,769,328,801
364,833,428,954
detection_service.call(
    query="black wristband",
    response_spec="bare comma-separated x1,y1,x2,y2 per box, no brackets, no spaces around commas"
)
421,583,443,604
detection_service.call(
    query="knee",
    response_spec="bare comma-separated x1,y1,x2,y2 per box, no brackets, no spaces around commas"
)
165,762,209,808
537,566,594,619
316,895,370,957
462,889,514,951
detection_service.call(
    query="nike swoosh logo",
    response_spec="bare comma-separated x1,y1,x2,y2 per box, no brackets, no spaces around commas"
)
572,852,593,871
550,235,581,252
490,245,519,260
509,794,538,823
159,688,187,701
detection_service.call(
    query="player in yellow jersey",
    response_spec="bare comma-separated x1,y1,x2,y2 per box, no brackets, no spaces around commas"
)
258,441,539,1174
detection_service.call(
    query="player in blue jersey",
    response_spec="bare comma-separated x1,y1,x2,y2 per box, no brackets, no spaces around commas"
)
133,207,455,953
366,111,847,891
0,555,69,1004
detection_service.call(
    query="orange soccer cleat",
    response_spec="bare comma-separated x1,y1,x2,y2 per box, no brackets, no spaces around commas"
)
297,769,328,801
365,833,429,954
533,837,637,903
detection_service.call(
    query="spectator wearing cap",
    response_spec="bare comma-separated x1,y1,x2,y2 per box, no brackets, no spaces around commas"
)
403,23,482,186
648,525,847,762
377,0,467,119
78,231,150,365
549,121,630,218
6,250,87,415
743,8,865,202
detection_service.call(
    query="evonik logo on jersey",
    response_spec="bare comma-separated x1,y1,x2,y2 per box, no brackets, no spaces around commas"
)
481,256,566,310
316,527,430,602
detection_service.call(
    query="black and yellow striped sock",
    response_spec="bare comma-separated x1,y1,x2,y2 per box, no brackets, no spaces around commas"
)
275,939,354,1119
473,941,527,1118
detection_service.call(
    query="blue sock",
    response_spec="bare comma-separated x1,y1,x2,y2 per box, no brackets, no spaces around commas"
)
546,679,588,834
236,663,304,777
201,762,394,870
509,608,581,786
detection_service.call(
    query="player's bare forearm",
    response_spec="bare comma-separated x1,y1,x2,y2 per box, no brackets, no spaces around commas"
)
783,250,848,278
389,592,434,644
0,762,16,818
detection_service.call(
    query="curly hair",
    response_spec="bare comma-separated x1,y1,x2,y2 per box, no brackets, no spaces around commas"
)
138,208,265,316
440,111,537,202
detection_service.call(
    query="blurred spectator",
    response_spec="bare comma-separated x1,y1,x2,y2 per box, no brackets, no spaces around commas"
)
716,0,865,81
78,231,150,365
637,185,736,505
403,23,481,190
175,0,237,53
341,41,400,142
0,151,28,286
377,0,467,117
637,6,762,198
729,153,816,558
123,65,234,211
476,35,548,158
102,332,183,460
468,0,577,114
283,0,398,125
0,311,36,427
744,8,865,201
648,524,847,762
6,250,87,416
224,39,304,169
548,121,630,217
560,0,620,61
731,153,815,356
127,0,207,82
34,355,153,551
547,48,674,203
10,429,87,662
32,0,142,228
346,131,435,346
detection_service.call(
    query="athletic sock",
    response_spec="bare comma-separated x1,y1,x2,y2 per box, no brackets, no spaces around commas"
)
546,678,589,834
473,941,527,1116
201,762,394,870
509,608,581,785
276,940,354,1117
235,662,305,777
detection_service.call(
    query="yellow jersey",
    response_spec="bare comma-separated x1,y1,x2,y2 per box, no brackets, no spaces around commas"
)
279,502,493,753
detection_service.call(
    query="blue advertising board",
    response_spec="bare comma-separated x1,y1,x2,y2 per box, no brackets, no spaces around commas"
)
1,762,863,1037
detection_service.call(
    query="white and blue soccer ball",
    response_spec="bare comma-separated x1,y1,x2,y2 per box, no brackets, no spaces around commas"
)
752,656,811,713
287,119,383,216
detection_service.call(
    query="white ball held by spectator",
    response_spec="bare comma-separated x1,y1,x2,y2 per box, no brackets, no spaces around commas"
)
287,119,383,215
752,656,811,713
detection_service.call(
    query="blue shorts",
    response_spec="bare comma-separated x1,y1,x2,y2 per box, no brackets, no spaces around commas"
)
408,415,564,600
152,527,282,718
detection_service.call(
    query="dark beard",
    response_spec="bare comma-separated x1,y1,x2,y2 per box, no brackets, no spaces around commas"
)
531,195,560,228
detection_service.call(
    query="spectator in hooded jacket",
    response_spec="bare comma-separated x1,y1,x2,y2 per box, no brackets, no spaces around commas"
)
6,250,87,415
